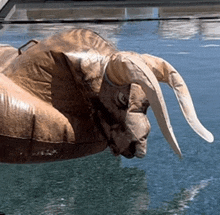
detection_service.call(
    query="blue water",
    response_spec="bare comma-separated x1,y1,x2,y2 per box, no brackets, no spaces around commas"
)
0,17,220,215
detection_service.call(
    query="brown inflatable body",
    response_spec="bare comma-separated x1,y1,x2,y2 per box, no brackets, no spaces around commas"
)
0,29,213,163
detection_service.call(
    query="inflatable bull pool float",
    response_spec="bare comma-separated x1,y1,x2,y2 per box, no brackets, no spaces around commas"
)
0,29,214,163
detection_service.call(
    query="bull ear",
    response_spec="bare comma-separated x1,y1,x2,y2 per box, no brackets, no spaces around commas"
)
64,50,106,93
141,54,214,143
106,52,182,157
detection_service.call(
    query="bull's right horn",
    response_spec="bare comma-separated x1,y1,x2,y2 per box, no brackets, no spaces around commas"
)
105,52,182,158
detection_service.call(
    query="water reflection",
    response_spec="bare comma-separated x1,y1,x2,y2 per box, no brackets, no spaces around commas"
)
158,19,199,40
202,20,220,40
0,23,122,48
158,19,220,40
0,149,211,215
0,150,149,214
158,6,220,39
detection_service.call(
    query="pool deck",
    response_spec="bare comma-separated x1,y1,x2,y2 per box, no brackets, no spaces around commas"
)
0,0,8,10
2,0,220,9
1,0,220,20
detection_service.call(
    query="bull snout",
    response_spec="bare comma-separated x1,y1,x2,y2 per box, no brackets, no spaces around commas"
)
135,139,147,158
121,113,150,159
121,139,147,159
121,141,136,159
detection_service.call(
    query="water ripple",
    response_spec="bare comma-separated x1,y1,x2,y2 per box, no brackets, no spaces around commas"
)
162,178,213,214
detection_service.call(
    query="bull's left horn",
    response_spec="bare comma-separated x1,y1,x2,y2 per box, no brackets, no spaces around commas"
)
141,54,214,144
106,52,182,157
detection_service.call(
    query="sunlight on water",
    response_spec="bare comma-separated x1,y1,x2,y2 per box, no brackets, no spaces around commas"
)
161,178,212,214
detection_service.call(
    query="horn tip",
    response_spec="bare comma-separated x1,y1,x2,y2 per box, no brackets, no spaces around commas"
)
177,151,183,159
173,146,182,159
206,132,214,143
199,129,214,143
179,154,183,159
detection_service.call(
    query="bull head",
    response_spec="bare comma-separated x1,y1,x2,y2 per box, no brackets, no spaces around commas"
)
0,29,214,163
98,51,214,158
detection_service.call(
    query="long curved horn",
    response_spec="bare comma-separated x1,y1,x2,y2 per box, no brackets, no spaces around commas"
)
141,54,214,143
106,52,182,157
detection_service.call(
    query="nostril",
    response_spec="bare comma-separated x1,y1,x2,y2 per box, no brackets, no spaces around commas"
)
129,141,137,155
121,141,137,159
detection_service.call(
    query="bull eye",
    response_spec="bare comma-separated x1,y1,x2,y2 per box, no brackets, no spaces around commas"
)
117,92,128,108
142,99,150,114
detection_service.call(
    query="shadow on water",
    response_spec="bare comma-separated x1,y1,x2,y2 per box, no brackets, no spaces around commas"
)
0,150,211,215
0,150,148,215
